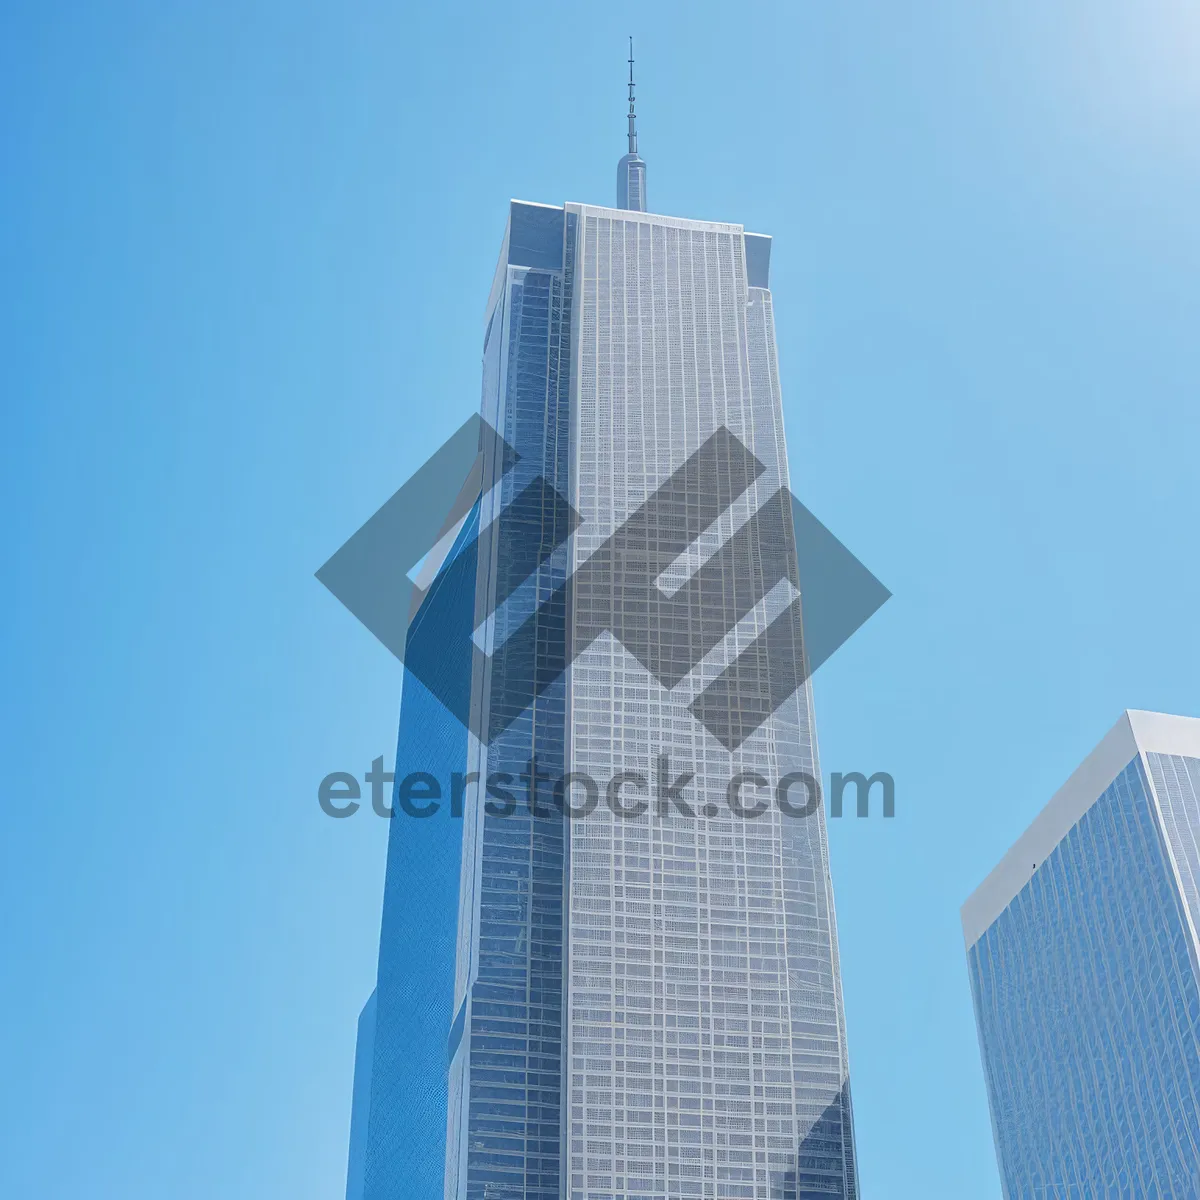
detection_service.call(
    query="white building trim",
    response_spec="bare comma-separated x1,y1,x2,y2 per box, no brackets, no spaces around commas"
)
961,710,1200,949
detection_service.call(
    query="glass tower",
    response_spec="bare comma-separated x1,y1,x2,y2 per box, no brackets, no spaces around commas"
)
350,83,859,1200
963,709,1200,1197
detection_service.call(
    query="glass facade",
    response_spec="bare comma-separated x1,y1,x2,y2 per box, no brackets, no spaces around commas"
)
350,199,859,1200
564,207,856,1200
965,716,1200,1197
444,202,577,1200
358,508,479,1200
1147,752,1200,941
346,991,376,1200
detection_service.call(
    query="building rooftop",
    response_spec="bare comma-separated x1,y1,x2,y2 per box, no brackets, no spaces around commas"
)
961,709,1200,948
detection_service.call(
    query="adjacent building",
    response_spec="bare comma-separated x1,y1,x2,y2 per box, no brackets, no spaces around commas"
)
350,58,859,1200
963,709,1200,1196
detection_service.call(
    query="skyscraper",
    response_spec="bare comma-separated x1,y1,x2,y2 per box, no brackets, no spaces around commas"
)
349,62,859,1200
963,709,1200,1196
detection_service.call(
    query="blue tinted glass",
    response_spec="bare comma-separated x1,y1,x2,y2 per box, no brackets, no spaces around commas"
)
969,758,1200,1194
445,214,577,1200
360,507,479,1200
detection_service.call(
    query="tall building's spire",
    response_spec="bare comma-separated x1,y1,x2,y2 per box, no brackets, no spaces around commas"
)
616,37,647,212
627,37,638,155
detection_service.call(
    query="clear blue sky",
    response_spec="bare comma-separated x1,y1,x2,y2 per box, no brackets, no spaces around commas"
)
3,2,1198,1196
